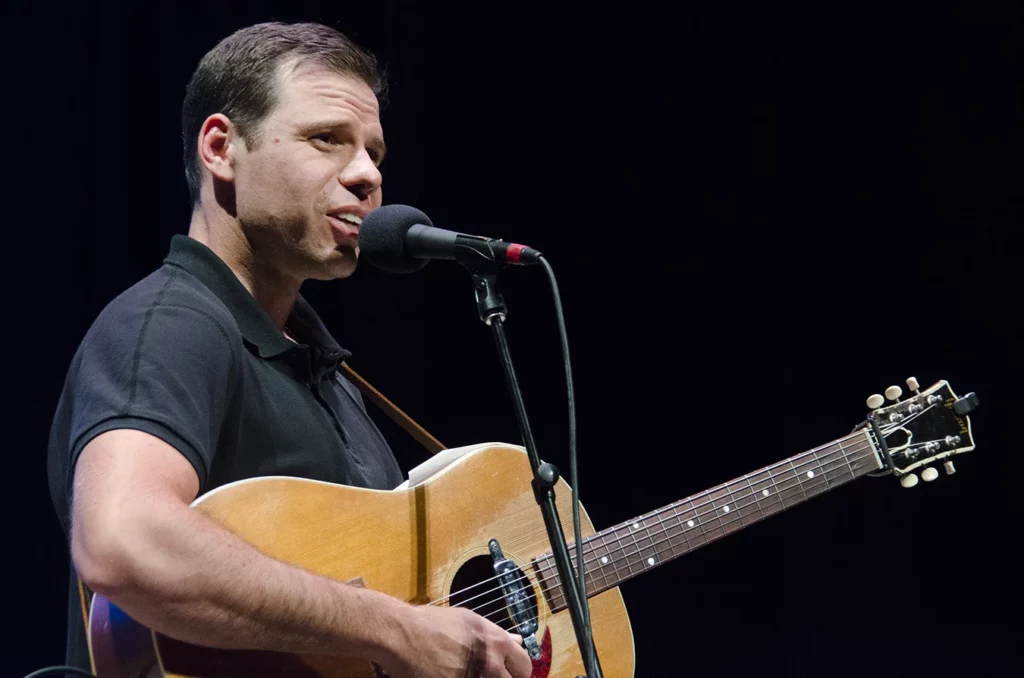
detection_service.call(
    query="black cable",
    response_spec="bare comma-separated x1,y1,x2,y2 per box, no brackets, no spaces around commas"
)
538,256,592,633
23,666,94,678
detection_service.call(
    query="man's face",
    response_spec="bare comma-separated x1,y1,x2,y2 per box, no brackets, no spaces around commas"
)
230,62,385,281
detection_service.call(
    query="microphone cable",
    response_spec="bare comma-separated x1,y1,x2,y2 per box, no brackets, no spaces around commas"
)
538,256,593,635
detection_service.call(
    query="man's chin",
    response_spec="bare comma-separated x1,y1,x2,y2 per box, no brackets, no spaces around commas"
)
323,245,359,279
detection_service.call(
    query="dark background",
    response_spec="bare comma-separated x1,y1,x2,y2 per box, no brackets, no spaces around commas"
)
11,0,1022,676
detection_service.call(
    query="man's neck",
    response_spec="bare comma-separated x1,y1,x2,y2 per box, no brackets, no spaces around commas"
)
188,209,301,330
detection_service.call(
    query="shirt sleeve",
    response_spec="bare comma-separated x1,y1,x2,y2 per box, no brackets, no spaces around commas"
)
64,300,238,494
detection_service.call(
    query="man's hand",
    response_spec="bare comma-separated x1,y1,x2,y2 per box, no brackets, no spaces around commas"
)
378,603,534,678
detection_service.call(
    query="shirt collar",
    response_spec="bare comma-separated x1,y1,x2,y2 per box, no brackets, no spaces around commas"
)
164,235,351,376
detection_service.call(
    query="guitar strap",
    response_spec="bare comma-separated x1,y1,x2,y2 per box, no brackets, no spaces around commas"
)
338,363,447,456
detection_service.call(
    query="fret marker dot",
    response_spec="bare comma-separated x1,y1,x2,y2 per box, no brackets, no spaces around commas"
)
600,556,609,565
807,470,815,478
687,520,695,527
762,489,770,497
647,557,656,566
723,505,730,513
632,522,640,529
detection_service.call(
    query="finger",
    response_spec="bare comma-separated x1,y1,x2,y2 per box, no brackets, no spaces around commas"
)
505,644,534,678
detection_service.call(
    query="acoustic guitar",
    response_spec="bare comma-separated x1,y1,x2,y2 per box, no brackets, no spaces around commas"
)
86,378,978,677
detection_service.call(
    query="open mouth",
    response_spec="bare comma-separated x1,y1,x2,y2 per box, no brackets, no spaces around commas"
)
327,214,360,246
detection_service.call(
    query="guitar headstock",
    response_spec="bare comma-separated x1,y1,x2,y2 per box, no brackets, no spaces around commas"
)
864,378,978,487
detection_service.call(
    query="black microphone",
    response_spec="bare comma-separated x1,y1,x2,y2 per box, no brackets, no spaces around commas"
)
358,204,543,274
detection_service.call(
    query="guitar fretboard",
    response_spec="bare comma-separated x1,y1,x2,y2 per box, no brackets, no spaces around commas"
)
532,429,882,611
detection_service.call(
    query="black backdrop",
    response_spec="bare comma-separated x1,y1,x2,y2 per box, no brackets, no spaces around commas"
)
12,1,1022,676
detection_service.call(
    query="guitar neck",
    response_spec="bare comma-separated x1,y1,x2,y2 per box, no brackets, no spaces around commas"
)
533,429,883,611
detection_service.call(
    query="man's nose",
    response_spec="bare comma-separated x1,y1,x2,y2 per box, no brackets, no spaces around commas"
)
340,149,382,201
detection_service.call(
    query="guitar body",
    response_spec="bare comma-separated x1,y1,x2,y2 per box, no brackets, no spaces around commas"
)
88,445,634,677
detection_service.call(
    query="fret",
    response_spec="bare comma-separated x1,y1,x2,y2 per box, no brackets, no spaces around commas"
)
686,497,709,549
591,532,613,592
533,556,560,609
619,521,642,577
836,438,859,483
575,539,600,599
764,465,787,516
822,445,853,487
742,474,766,522
719,481,746,534
700,488,726,542
616,523,642,579
633,514,662,570
592,526,617,587
785,459,809,506
748,469,783,519
602,529,623,588
851,434,882,474
801,451,831,500
732,477,759,528
664,502,689,559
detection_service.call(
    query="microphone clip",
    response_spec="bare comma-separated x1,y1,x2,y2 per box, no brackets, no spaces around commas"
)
464,260,507,325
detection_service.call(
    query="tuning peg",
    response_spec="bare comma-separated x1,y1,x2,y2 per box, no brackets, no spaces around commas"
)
944,460,956,475
906,377,920,394
885,385,903,402
867,394,885,410
921,467,939,482
900,473,919,488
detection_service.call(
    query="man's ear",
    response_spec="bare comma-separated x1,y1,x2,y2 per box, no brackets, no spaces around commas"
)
197,113,239,183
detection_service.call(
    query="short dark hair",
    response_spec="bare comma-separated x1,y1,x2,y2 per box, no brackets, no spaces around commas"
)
181,22,386,207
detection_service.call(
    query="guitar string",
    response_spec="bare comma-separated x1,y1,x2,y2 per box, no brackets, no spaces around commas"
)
436,406,941,628
451,440,875,617
426,433,877,611
470,444,878,625
425,431,873,609
517,444,877,618
458,402,945,616
475,446,876,630
433,436,874,615
452,440,878,622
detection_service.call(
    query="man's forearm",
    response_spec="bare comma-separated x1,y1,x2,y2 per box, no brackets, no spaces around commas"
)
76,502,412,661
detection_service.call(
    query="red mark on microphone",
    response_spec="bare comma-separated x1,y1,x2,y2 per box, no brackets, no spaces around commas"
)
507,243,528,264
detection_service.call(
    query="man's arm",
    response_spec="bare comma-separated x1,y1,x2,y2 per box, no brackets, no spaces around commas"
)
71,429,532,678
71,428,407,659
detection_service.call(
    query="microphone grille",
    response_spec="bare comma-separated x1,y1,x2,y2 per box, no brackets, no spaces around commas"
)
358,204,434,274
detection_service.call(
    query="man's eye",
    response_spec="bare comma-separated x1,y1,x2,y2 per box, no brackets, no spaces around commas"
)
312,133,336,144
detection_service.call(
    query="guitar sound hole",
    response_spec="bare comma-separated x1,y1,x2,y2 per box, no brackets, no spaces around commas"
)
448,555,538,634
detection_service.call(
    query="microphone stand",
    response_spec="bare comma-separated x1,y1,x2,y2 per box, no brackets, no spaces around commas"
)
464,258,602,678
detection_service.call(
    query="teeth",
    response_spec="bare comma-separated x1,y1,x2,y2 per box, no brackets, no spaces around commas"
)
334,213,362,225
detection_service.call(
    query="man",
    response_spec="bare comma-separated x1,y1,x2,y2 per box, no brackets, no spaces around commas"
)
47,21,533,678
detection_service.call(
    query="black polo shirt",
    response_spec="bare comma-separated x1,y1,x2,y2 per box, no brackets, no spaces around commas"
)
47,234,403,668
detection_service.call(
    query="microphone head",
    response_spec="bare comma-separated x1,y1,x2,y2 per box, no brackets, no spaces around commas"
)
358,204,434,274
